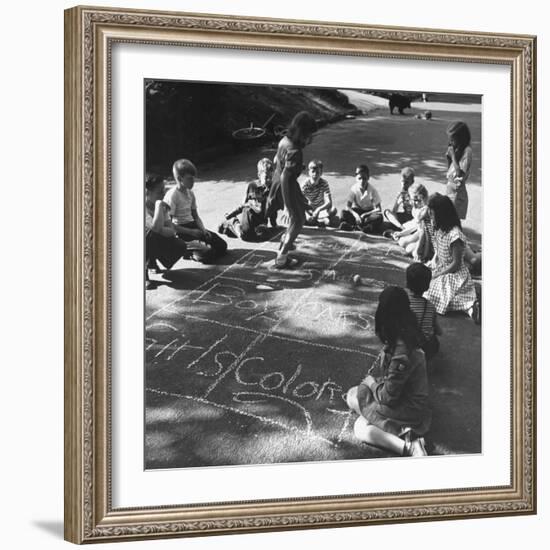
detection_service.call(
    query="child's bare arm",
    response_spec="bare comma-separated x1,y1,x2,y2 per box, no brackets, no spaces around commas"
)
391,194,400,213
345,201,362,224
434,240,464,277
192,208,207,235
313,191,333,218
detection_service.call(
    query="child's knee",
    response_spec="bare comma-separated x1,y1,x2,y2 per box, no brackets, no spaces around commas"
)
344,386,361,413
211,234,228,254
353,416,371,441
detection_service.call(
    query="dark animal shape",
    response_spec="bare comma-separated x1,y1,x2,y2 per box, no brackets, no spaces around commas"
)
389,93,412,115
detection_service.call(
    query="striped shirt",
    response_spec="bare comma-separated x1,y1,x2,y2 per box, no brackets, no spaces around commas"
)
406,290,436,339
301,177,331,210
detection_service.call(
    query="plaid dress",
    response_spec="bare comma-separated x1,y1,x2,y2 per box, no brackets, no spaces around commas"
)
425,226,476,314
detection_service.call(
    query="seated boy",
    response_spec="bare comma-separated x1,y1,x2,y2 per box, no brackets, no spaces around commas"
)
256,157,278,228
163,158,227,264
339,164,383,233
145,174,189,288
301,159,339,227
384,166,415,228
405,263,443,360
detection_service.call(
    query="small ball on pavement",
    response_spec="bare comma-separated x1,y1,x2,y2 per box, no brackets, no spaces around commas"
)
352,274,362,286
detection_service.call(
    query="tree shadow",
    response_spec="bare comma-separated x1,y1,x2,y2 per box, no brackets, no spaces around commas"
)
145,226,482,467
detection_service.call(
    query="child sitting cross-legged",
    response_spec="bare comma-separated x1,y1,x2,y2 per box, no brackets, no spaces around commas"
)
301,159,339,227
218,182,270,241
344,286,431,457
164,158,228,263
382,166,415,235
405,263,443,360
339,163,383,233
256,157,279,228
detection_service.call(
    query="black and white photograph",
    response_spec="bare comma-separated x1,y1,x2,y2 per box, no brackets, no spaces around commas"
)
144,81,482,469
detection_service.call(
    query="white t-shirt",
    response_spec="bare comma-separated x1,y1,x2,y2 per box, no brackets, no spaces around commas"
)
347,182,381,211
163,186,197,225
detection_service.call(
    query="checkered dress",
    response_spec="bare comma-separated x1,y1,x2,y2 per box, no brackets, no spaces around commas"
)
425,226,476,314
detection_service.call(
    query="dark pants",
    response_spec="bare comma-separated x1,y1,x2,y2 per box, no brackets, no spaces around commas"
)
341,207,383,233
240,208,269,241
146,231,188,270
178,222,227,263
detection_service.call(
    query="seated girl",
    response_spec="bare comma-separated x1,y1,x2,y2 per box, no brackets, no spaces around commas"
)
423,193,480,323
344,286,431,457
218,182,269,241
392,182,433,260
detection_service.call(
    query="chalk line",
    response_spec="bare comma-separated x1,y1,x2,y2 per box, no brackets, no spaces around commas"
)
328,408,354,444
233,391,313,433
146,387,333,446
145,322,180,333
154,338,178,359
202,333,265,398
145,229,283,321
187,335,229,370
167,340,204,361
207,233,370,398
180,314,375,357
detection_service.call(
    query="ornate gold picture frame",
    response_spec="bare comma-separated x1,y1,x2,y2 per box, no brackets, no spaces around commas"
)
64,5,536,544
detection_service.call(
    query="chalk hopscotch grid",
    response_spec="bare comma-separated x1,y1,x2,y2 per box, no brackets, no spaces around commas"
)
146,387,334,446
146,233,370,445
146,233,377,359
145,229,285,322
197,237,364,399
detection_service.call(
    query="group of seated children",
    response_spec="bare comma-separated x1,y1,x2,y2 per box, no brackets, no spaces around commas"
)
145,159,228,288
342,262,443,458
146,155,480,324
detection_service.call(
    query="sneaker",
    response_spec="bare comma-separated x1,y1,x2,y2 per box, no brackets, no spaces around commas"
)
408,437,428,457
402,430,428,457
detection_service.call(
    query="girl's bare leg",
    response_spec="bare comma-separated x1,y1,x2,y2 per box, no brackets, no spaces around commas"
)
398,232,419,249
405,242,417,255
344,386,362,415
353,417,406,455
280,210,304,255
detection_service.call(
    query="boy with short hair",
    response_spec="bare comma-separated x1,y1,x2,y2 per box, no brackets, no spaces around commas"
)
164,158,227,263
405,262,443,360
339,164,383,233
256,157,278,228
301,159,339,227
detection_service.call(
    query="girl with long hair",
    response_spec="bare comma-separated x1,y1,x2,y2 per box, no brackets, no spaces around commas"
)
344,286,431,457
266,111,317,268
445,120,472,220
424,193,479,321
